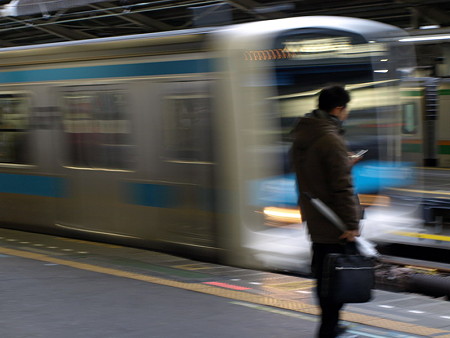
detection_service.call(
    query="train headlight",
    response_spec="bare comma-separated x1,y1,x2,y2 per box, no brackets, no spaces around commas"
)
262,206,302,227
358,194,390,207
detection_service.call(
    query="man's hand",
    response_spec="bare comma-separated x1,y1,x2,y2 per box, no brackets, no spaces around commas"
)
348,152,363,165
339,230,360,242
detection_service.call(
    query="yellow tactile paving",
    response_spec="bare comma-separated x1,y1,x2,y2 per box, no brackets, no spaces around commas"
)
1,245,449,337
340,312,447,336
267,280,315,290
392,230,450,242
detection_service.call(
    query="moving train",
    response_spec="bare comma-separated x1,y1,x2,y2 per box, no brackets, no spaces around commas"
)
0,16,418,272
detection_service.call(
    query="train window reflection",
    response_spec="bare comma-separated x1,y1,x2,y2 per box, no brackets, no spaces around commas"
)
265,29,410,170
60,88,133,169
163,95,213,162
0,93,31,164
402,103,418,134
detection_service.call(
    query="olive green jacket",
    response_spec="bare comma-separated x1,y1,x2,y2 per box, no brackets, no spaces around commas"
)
291,110,360,244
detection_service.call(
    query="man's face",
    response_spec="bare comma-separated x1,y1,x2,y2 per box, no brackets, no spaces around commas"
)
336,106,349,121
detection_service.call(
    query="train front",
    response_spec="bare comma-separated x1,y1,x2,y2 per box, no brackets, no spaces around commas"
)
215,17,418,273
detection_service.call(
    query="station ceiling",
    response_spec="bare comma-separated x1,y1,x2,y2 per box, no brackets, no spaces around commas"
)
1,0,450,48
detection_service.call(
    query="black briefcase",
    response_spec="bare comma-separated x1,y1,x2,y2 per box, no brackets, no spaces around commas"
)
321,253,375,303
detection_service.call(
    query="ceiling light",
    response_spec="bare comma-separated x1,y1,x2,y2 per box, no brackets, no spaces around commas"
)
419,25,440,30
399,35,450,42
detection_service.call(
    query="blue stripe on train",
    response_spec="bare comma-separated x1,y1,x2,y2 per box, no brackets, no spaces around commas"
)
0,160,415,207
123,182,180,208
0,173,179,206
122,182,215,210
0,59,214,84
0,173,66,198
249,161,416,207
0,173,214,210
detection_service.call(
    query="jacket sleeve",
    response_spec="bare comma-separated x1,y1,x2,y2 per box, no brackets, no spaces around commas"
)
319,134,360,231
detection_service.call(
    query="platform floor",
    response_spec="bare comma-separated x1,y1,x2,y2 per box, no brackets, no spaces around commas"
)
1,228,450,338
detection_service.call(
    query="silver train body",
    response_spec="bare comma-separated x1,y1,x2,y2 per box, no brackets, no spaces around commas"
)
0,16,416,271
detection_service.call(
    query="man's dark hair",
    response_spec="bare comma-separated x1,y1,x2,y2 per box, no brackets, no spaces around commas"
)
318,86,350,113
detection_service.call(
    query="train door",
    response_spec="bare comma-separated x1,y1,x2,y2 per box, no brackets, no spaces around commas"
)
55,85,134,235
438,80,450,167
156,81,217,250
400,81,424,166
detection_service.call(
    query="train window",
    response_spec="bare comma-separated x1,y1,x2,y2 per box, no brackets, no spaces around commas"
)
163,94,213,162
0,93,31,164
60,88,133,169
266,28,406,166
402,103,418,134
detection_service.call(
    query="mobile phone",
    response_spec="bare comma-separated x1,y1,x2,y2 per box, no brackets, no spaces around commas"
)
350,149,368,159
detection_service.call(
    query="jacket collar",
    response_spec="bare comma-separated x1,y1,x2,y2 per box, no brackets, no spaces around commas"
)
309,109,345,135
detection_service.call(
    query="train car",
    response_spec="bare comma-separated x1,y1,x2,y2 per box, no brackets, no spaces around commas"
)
438,80,450,167
401,77,450,168
0,16,416,272
394,77,450,238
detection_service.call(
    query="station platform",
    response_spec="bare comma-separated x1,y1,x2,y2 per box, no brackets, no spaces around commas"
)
1,228,450,338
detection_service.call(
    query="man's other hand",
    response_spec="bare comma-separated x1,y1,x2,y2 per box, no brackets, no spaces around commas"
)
339,230,360,242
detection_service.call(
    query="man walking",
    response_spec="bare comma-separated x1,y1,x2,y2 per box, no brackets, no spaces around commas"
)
291,86,361,338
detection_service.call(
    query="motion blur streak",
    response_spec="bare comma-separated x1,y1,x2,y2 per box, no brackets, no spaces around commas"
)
0,16,421,274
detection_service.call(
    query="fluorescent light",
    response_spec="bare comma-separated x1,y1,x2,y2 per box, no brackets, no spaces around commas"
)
419,25,440,29
400,35,450,42
374,70,389,73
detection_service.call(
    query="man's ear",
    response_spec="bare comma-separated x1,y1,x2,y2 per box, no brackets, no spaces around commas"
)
329,106,342,117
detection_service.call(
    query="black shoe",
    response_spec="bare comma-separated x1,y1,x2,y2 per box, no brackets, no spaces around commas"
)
336,325,359,338
335,324,349,336
318,324,350,338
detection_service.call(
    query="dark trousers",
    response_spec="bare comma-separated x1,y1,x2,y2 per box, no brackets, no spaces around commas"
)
311,242,356,338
